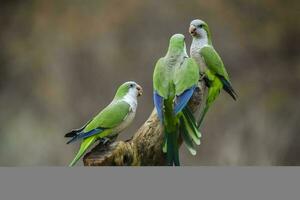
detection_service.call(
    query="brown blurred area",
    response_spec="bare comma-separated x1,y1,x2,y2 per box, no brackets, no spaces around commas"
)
0,0,299,166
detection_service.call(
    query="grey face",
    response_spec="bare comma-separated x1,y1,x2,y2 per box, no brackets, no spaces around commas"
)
128,81,143,97
189,19,207,38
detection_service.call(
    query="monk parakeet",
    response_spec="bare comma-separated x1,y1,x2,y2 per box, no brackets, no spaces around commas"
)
189,19,237,128
65,81,143,166
153,34,201,166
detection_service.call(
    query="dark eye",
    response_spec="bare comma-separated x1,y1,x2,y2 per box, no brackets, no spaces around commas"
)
198,24,203,28
129,84,134,88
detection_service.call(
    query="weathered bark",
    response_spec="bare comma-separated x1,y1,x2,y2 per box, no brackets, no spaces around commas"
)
83,81,205,166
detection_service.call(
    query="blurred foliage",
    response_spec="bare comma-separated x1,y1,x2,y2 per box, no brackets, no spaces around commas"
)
0,0,299,165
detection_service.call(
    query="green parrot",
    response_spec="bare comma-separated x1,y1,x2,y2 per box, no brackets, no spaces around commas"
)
65,81,143,166
153,34,201,166
189,19,237,128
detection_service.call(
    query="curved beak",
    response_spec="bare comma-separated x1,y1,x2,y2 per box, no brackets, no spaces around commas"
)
136,84,143,97
189,25,197,36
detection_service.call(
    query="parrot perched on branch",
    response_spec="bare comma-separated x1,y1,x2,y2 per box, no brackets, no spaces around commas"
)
65,81,143,166
189,19,237,128
153,34,201,166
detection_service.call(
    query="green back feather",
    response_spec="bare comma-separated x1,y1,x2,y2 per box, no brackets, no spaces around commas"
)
153,58,171,98
200,46,230,81
84,101,130,131
174,57,199,95
153,34,186,97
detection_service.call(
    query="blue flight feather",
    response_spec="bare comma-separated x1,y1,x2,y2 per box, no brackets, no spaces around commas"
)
153,91,164,122
174,86,196,115
66,128,103,144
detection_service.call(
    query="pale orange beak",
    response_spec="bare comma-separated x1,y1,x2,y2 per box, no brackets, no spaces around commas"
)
189,25,197,36
136,84,143,97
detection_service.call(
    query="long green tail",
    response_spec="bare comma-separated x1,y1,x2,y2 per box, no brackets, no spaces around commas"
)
181,113,200,145
180,117,196,156
163,92,180,166
180,108,201,155
165,128,180,166
164,108,202,164
69,136,97,167
197,104,210,129
183,108,201,138
197,78,221,128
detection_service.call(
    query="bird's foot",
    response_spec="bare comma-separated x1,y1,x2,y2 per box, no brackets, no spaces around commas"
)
199,73,206,81
99,137,111,146
99,135,118,146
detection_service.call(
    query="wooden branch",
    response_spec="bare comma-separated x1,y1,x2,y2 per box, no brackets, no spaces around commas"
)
83,81,205,166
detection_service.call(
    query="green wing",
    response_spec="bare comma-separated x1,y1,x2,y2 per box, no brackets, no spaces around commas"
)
83,101,130,132
200,46,230,81
153,58,171,98
174,57,199,95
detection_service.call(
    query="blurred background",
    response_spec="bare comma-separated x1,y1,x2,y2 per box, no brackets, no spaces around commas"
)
0,0,299,166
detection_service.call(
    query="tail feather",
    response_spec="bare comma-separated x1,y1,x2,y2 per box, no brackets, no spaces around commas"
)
166,131,173,166
183,107,196,126
162,134,167,153
66,128,103,144
165,129,180,166
69,136,97,167
218,75,237,101
180,119,197,155
65,130,80,138
198,80,221,128
173,134,180,166
181,115,200,145
182,108,201,138
197,104,210,129
65,119,92,138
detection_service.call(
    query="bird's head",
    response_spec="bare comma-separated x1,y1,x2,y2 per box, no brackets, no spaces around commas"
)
115,81,143,99
189,19,210,40
168,33,186,54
